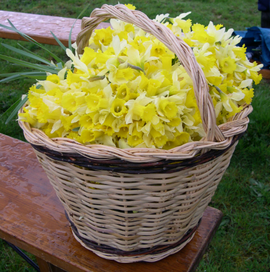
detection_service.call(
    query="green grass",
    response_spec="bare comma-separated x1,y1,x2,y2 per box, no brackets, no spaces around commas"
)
199,80,270,271
0,240,36,272
0,0,269,271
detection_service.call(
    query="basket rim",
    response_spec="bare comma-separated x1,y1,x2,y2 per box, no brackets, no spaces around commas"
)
18,104,252,163
31,132,241,174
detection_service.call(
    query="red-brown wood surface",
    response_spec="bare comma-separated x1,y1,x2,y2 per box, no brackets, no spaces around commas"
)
0,10,109,46
0,133,223,272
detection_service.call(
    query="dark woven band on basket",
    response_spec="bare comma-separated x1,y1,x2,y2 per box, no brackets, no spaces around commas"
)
31,133,243,174
66,211,200,257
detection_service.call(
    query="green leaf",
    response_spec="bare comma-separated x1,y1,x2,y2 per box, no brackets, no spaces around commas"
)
89,75,105,82
23,74,47,80
68,4,91,51
7,20,64,63
56,62,63,70
72,127,80,132
1,43,53,66
0,71,46,83
0,20,64,64
127,63,145,73
0,54,58,74
160,15,171,24
50,31,67,52
3,95,28,124
16,42,57,65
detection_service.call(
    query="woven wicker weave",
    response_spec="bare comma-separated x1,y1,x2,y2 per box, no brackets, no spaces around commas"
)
18,4,252,263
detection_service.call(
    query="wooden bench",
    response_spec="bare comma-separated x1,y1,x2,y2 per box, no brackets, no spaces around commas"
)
0,10,223,272
0,10,109,46
0,133,222,272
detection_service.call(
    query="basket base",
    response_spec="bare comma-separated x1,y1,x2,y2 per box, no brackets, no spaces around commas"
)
72,230,196,263
66,212,200,263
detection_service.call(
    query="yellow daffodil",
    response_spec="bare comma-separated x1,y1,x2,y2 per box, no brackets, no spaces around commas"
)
61,93,85,113
21,10,262,149
93,27,114,46
47,88,63,104
110,98,127,117
47,74,60,84
115,124,129,138
36,103,49,123
42,123,65,138
80,114,94,129
241,88,254,104
220,56,237,74
80,128,96,143
154,134,168,148
174,18,192,34
116,83,131,100
159,99,178,120
250,70,262,85
18,108,36,126
127,128,143,147
109,67,136,84
124,4,136,10
141,103,158,123
146,79,161,96
80,47,97,65
85,94,107,112
175,131,190,146
60,114,77,130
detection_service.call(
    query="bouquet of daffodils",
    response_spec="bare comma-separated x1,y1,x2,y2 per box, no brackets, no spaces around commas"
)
7,4,263,149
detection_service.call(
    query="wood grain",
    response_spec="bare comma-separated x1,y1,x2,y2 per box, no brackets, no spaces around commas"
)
0,133,223,272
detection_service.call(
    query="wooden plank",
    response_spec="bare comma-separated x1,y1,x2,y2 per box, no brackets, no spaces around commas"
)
259,68,270,79
0,133,223,272
0,10,109,46
36,256,66,272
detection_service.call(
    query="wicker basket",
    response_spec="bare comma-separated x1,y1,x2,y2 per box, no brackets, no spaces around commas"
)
18,4,252,263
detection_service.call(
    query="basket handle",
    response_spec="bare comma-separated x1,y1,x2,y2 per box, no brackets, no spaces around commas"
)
76,4,225,142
